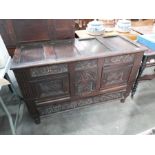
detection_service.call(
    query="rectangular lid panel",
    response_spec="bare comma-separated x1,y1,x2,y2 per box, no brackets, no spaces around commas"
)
20,44,44,63
75,38,111,55
52,40,80,59
99,36,140,51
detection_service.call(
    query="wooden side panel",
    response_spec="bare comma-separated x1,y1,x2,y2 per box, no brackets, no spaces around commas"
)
123,52,144,99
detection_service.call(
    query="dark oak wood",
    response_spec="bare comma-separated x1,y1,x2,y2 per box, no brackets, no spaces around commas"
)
11,35,146,123
0,19,75,56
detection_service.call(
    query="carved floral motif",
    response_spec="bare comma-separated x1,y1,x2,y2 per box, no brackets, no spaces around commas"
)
75,60,97,70
37,92,124,116
104,54,134,66
31,64,68,77
75,69,97,95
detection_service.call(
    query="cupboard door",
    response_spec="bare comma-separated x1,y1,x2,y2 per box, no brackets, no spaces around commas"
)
73,59,98,96
32,73,70,100
18,73,70,100
101,65,132,89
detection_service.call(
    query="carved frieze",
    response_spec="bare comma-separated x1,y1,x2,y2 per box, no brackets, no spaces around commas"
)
30,64,68,77
104,54,134,66
93,92,123,103
37,92,124,116
75,59,97,70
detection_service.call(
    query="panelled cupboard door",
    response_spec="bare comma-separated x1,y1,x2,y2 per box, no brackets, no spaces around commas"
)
100,65,132,89
32,73,70,100
73,59,98,97
18,73,70,101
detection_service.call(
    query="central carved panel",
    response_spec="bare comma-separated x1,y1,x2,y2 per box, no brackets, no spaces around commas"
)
75,69,97,95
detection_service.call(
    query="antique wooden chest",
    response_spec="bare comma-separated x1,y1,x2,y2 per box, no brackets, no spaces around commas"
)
11,36,146,123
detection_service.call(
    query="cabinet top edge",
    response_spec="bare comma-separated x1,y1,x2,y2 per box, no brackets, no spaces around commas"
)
11,37,146,70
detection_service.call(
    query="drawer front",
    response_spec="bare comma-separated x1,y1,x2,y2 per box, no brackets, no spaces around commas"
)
18,73,70,100
30,64,68,78
75,59,97,70
104,54,135,66
37,91,124,116
101,65,132,89
74,59,98,96
14,63,68,81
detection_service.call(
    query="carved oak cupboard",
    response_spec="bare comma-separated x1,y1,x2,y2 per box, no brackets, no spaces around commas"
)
11,36,146,123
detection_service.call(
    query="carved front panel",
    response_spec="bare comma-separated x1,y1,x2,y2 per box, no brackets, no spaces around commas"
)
19,73,70,100
30,64,68,78
104,54,135,66
74,59,98,96
101,66,132,88
75,69,97,96
35,73,69,99
37,91,124,116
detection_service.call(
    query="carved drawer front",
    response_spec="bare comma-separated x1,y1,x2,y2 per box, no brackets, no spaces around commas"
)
14,64,68,81
74,59,98,96
104,54,135,66
37,91,124,116
101,65,132,89
75,59,97,70
30,64,68,78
